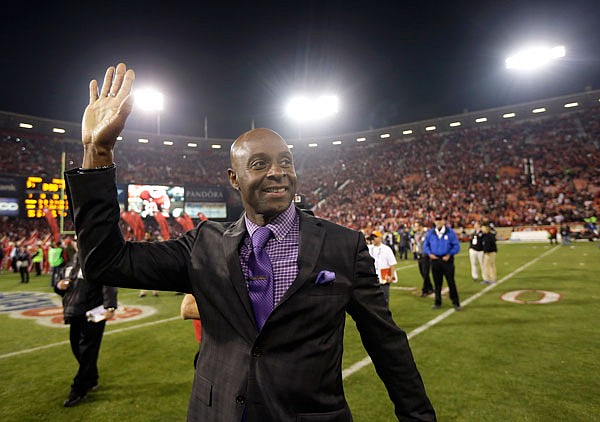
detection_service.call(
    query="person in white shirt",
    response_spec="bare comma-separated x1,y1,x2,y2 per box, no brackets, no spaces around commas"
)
468,222,484,282
368,231,397,306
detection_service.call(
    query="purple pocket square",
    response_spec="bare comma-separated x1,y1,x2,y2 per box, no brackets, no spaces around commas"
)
315,270,336,285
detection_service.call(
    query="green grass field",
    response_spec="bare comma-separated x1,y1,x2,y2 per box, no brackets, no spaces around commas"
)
1,242,599,421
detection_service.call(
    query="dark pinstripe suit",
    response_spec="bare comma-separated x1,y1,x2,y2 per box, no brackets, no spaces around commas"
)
66,167,435,422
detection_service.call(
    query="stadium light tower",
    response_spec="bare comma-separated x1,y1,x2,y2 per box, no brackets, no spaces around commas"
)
285,94,339,139
135,88,164,134
505,45,566,71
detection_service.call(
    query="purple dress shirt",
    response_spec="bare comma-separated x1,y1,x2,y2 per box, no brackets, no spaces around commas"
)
241,204,300,306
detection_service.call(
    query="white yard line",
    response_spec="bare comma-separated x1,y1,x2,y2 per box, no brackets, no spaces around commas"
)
0,316,180,360
342,246,560,379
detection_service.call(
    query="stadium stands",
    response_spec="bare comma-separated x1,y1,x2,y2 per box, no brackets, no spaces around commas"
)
1,102,599,247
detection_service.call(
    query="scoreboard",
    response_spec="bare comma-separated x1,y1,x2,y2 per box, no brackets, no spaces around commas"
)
24,176,69,218
0,174,230,221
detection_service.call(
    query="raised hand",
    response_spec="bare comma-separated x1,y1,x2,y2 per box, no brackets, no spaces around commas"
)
81,63,135,168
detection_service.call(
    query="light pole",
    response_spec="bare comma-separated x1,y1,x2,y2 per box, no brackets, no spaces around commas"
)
135,88,164,135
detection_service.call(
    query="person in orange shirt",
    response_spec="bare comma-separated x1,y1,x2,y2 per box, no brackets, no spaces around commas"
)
367,231,397,306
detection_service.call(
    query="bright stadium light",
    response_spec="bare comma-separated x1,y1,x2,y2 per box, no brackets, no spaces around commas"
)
135,88,164,134
135,88,164,111
505,45,566,70
285,94,339,122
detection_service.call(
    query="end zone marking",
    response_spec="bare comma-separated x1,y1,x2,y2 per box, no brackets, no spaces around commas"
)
342,246,561,379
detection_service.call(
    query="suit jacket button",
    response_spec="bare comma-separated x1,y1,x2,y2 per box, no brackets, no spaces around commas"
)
252,347,263,357
236,395,246,404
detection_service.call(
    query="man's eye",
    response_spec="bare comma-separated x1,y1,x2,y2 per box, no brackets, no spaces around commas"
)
281,159,293,167
251,160,267,169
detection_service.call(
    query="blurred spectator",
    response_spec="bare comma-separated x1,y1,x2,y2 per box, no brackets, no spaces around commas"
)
560,224,571,246
468,222,484,281
31,244,43,276
48,241,65,287
547,223,558,245
423,215,461,311
15,245,31,283
54,247,118,407
367,231,397,306
413,222,433,297
398,226,411,260
481,223,498,285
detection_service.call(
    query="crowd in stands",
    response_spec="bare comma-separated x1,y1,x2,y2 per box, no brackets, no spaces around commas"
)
1,106,599,247
299,107,600,232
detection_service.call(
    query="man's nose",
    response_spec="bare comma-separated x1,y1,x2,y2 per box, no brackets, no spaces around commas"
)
267,163,286,178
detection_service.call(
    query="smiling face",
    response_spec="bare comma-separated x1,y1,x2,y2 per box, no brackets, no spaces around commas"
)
228,128,297,225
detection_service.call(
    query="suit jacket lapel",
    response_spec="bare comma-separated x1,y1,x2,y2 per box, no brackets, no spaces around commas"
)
277,210,325,307
222,215,258,334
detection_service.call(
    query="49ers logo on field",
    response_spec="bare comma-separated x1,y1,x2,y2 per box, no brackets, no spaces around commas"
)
500,290,561,305
1,292,156,328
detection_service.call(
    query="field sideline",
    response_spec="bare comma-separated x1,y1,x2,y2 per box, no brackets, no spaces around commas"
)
1,242,599,421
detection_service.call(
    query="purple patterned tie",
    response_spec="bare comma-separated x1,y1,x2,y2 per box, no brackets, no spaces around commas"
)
247,226,274,330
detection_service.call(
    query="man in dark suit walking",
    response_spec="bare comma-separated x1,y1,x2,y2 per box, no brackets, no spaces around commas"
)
65,63,436,421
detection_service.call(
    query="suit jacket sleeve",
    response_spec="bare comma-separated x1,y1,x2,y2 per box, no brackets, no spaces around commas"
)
65,167,196,293
346,234,436,421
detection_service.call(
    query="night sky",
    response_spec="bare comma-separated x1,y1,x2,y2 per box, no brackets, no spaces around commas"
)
2,0,599,140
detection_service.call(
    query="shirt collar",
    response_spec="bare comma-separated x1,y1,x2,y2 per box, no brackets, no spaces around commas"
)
435,226,446,237
244,203,298,242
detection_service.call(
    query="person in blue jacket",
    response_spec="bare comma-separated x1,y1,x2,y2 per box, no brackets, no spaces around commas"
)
423,215,462,311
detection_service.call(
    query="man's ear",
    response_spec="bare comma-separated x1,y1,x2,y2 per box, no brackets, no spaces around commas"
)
227,168,239,190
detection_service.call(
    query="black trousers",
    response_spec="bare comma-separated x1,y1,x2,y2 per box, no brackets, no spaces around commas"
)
418,255,432,293
68,317,107,394
430,258,460,306
19,267,29,283
51,266,63,287
380,283,390,306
